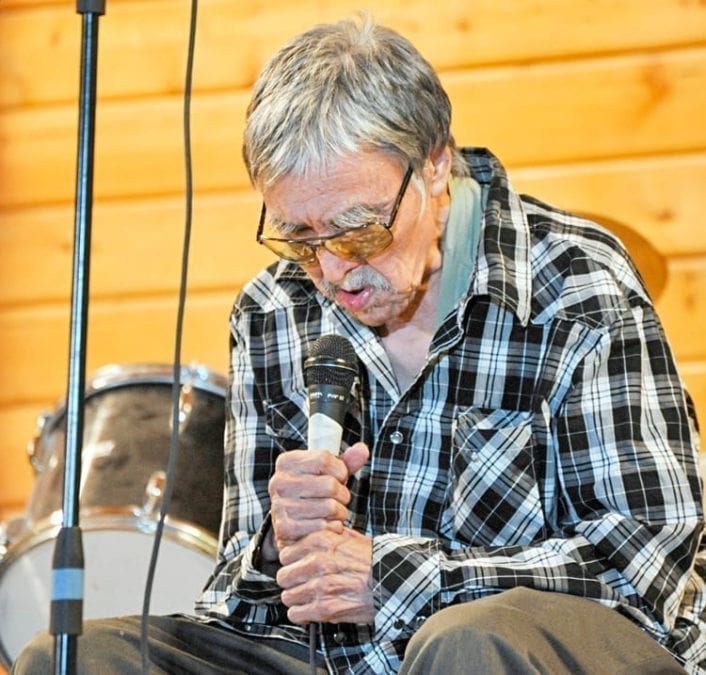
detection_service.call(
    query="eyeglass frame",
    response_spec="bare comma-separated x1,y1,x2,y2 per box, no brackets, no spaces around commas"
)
256,164,414,264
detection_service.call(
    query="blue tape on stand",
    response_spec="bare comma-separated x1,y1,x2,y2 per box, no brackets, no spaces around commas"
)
52,568,84,601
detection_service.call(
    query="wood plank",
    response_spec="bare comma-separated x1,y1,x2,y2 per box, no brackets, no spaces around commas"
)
3,0,706,107
446,46,706,167
0,292,234,407
512,153,706,258
3,152,706,308
3,46,706,208
681,361,706,439
656,257,706,364
0,94,235,207
0,192,273,306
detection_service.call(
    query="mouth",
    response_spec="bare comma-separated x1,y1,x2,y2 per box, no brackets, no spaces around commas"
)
336,286,373,312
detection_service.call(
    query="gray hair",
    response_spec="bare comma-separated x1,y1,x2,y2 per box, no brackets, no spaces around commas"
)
243,16,468,188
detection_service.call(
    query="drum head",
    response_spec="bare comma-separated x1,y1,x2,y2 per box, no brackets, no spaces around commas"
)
0,516,217,668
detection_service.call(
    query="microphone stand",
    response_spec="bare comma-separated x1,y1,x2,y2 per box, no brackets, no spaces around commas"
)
51,1,105,673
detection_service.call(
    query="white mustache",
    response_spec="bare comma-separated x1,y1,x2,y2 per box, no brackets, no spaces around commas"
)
321,267,394,297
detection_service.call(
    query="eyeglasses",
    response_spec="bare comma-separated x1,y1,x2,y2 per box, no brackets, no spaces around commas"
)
256,165,413,264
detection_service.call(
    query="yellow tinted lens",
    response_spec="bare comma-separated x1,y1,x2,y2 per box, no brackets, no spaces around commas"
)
325,223,393,261
262,239,316,263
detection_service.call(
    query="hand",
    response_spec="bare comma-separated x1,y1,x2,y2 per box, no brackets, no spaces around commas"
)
268,443,369,554
277,527,374,625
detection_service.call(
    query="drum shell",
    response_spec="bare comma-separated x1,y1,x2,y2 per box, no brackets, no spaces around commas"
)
25,364,226,537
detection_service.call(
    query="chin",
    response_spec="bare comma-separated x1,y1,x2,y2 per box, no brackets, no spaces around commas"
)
348,306,398,329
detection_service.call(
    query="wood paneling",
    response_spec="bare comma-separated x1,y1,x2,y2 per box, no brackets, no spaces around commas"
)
3,0,706,108
4,46,706,208
0,193,271,306
513,152,706,257
0,292,235,406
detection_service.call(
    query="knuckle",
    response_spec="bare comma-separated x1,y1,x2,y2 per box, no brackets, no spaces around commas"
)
322,474,340,492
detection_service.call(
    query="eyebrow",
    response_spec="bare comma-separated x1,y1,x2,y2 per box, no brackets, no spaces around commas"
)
267,201,391,237
266,215,302,236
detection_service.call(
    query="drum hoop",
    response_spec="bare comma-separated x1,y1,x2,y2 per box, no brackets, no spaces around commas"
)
0,509,218,669
0,507,218,567
39,362,227,434
87,363,227,398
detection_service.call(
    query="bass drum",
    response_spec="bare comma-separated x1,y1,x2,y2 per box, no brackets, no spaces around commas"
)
0,363,227,668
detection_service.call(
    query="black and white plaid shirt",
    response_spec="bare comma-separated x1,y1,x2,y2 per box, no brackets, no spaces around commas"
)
195,148,706,674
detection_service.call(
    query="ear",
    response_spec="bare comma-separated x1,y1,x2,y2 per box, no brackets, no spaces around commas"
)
428,146,453,198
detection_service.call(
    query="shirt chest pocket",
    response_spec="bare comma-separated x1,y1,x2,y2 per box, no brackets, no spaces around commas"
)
445,407,548,547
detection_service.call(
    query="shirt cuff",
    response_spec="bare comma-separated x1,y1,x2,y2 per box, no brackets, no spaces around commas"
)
371,533,441,642
244,513,282,582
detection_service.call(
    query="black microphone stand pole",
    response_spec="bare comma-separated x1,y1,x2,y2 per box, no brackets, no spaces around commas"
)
51,1,105,673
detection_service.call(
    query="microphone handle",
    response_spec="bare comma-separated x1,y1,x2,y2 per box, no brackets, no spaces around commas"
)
307,412,343,453
307,383,349,454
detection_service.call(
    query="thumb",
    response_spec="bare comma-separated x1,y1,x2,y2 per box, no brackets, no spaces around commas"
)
341,442,370,477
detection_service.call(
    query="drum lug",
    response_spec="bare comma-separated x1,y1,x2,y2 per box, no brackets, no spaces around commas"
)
139,470,167,522
0,516,25,558
170,383,194,434
0,523,8,558
26,411,51,473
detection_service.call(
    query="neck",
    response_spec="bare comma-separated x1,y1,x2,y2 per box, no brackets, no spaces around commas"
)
378,269,442,391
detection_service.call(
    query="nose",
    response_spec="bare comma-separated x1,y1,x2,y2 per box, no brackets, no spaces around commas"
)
315,247,359,284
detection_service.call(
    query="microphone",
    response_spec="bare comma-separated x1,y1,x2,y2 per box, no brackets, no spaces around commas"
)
304,335,358,455
303,335,358,670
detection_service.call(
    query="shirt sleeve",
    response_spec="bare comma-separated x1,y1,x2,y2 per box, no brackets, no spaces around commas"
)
371,303,703,646
195,306,288,622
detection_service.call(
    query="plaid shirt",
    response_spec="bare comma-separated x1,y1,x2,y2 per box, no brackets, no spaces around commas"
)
195,148,706,674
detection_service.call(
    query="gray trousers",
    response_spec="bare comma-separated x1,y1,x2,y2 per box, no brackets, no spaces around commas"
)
11,588,686,674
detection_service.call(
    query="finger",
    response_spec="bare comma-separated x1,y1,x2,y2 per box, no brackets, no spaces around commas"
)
272,517,343,552
281,571,359,605
271,495,348,523
274,449,349,483
276,529,339,571
277,535,349,588
269,472,351,503
287,595,373,625
280,575,374,624
340,442,370,476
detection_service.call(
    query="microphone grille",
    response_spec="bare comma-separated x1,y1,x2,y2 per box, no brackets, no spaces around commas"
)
304,335,358,388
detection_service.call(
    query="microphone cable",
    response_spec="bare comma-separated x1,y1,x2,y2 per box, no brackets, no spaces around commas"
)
139,0,199,671
309,622,318,674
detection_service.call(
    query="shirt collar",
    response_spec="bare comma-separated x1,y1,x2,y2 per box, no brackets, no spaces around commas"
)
463,147,533,327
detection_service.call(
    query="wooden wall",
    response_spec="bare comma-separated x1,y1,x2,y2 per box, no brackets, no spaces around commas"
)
1,0,706,523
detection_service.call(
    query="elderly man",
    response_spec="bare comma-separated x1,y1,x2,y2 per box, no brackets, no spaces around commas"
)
13,15,705,675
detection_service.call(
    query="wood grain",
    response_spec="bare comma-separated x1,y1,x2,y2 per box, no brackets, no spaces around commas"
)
3,47,706,208
3,0,706,107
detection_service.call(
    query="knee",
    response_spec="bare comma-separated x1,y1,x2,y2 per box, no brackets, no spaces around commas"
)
11,617,143,675
10,630,53,674
401,590,542,674
415,588,536,643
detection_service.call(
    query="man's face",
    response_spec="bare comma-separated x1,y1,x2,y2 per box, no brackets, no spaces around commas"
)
260,151,449,330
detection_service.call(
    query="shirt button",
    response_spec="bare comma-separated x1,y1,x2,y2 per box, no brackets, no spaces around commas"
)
393,619,405,630
389,430,404,445
333,630,346,644
415,616,427,628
